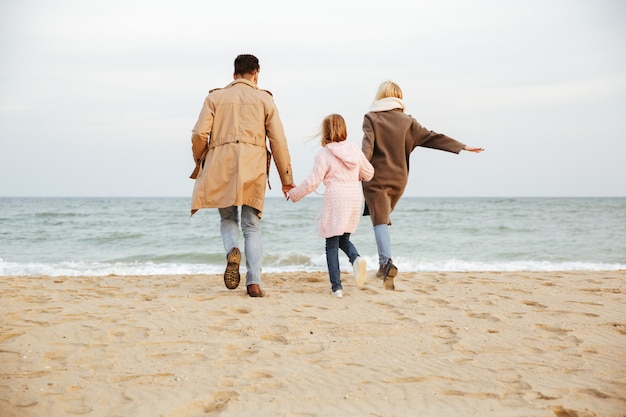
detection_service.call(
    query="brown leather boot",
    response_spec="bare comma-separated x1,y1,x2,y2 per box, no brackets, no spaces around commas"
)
224,247,241,290
247,284,263,297
381,260,397,290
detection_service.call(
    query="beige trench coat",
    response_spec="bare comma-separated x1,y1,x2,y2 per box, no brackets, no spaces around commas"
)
190,79,293,217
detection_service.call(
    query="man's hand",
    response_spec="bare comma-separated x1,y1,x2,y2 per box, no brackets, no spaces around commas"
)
282,183,295,200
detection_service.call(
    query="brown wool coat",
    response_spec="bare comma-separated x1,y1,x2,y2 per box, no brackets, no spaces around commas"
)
361,109,465,225
190,79,293,217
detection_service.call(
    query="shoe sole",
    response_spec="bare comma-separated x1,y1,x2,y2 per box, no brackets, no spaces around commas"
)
383,264,397,290
355,259,367,286
224,248,241,290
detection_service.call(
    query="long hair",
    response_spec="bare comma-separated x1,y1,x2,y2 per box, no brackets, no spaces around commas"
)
320,114,348,147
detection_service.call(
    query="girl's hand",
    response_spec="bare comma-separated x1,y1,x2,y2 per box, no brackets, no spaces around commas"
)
463,145,484,153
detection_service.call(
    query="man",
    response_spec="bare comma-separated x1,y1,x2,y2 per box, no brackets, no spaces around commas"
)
190,54,295,297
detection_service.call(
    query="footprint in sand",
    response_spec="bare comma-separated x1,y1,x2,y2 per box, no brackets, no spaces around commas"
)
430,324,458,340
495,372,532,391
148,352,209,365
535,323,570,335
440,389,499,399
291,344,324,355
243,370,286,393
551,405,599,417
246,370,273,379
522,300,547,308
466,312,501,322
360,287,383,295
260,325,289,344
577,388,610,399
229,306,252,315
429,298,461,311
104,326,150,343
609,322,626,334
167,391,239,416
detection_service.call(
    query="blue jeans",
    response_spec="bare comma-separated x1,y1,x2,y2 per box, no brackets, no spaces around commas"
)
374,224,392,266
218,205,262,286
325,233,359,292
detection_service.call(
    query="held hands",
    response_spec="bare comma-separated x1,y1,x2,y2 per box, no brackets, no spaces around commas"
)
282,183,295,200
463,145,484,153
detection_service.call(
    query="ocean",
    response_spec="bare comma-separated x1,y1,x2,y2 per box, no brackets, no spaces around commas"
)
0,197,624,276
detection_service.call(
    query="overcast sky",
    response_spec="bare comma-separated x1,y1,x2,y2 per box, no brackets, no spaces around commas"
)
1,0,625,198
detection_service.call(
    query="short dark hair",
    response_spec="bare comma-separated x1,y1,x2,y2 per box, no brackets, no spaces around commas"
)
234,54,260,75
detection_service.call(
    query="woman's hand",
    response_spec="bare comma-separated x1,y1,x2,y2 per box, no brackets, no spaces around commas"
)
463,145,484,153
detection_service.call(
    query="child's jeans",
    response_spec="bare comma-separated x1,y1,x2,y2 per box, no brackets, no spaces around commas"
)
325,233,359,292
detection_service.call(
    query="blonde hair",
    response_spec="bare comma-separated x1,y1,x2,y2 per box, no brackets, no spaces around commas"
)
375,81,403,101
320,114,347,147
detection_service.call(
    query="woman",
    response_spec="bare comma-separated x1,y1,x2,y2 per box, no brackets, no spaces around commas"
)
361,81,484,290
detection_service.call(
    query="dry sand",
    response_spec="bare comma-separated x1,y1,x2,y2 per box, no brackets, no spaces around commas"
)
1,270,625,417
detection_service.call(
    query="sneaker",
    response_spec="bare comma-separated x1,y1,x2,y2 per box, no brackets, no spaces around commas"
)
353,257,367,286
224,247,241,290
331,289,343,298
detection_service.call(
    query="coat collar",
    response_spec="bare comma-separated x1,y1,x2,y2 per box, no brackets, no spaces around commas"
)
226,78,258,89
368,97,406,113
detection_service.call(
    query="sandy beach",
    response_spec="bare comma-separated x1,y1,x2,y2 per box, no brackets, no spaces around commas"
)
1,270,625,417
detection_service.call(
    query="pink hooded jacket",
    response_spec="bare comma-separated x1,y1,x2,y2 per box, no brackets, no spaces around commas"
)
289,141,374,238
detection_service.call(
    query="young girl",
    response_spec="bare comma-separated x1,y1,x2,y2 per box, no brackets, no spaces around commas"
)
288,114,374,298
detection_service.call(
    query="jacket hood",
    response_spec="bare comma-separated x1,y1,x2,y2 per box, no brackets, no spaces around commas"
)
326,141,359,169
368,97,406,113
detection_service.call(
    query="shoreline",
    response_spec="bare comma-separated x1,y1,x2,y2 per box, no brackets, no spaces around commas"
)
2,265,626,279
1,270,625,416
